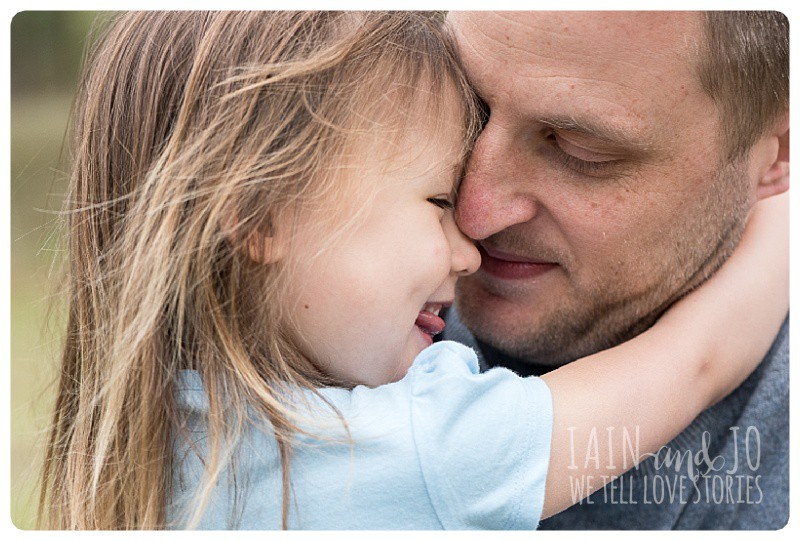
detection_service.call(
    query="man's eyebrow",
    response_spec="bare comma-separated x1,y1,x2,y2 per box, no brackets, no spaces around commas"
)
538,116,654,152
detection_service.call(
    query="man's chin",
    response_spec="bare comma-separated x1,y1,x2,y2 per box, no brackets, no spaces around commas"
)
455,288,581,367
466,317,619,368
455,278,642,367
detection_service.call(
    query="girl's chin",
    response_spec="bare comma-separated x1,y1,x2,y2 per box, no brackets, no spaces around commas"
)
415,323,435,348
348,334,431,387
386,347,421,385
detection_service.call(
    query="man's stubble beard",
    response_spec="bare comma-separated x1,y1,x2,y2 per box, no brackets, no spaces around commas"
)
456,160,753,368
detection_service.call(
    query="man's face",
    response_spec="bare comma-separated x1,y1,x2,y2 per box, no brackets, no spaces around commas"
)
449,12,755,366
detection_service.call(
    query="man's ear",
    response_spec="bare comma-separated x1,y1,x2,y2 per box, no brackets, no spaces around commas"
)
756,113,789,200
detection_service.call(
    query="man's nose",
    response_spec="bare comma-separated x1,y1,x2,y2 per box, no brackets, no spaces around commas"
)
456,125,538,240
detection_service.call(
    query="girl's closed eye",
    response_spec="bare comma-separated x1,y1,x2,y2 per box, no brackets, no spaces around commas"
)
428,196,455,211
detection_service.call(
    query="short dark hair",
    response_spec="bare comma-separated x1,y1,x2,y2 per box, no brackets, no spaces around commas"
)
699,11,789,161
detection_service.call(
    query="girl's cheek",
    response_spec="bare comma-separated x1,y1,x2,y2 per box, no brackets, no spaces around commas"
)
431,234,453,273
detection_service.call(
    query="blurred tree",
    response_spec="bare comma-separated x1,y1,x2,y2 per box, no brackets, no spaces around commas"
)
10,11,106,529
11,11,105,95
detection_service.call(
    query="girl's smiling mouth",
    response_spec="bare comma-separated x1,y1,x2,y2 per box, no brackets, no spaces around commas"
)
415,302,450,345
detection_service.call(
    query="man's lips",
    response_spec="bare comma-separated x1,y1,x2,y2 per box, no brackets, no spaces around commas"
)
478,245,558,280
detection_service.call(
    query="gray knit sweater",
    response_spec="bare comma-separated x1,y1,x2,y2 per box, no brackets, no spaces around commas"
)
442,310,789,529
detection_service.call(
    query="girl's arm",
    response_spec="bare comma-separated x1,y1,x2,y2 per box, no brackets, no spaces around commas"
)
540,192,789,519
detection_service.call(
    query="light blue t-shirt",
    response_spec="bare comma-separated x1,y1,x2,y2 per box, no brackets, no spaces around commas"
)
170,341,553,529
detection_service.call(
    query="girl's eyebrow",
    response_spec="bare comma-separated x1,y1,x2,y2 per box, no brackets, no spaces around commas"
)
448,161,465,194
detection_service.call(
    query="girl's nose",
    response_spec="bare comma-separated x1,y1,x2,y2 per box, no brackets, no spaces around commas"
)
445,214,481,276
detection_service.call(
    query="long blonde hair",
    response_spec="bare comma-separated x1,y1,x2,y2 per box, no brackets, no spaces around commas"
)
39,11,480,529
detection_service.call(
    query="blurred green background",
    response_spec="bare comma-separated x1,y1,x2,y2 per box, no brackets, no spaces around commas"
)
10,11,106,529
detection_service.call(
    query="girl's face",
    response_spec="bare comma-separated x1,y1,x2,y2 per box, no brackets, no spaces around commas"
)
283,100,480,386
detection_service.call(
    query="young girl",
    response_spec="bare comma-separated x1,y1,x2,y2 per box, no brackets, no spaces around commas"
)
39,11,788,530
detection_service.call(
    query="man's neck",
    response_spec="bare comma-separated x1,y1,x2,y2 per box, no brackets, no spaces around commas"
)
477,339,560,378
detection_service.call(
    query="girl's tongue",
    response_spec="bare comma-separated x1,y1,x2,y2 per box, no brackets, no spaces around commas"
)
415,309,445,336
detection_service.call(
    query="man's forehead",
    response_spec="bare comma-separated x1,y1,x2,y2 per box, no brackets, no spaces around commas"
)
450,11,701,46
450,11,702,72
449,16,702,110
448,11,711,148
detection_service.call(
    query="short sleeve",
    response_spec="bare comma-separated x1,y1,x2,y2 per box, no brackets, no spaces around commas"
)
407,341,553,529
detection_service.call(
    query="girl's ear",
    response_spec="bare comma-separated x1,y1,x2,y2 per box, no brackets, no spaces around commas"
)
223,211,289,264
245,231,288,264
756,114,789,200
